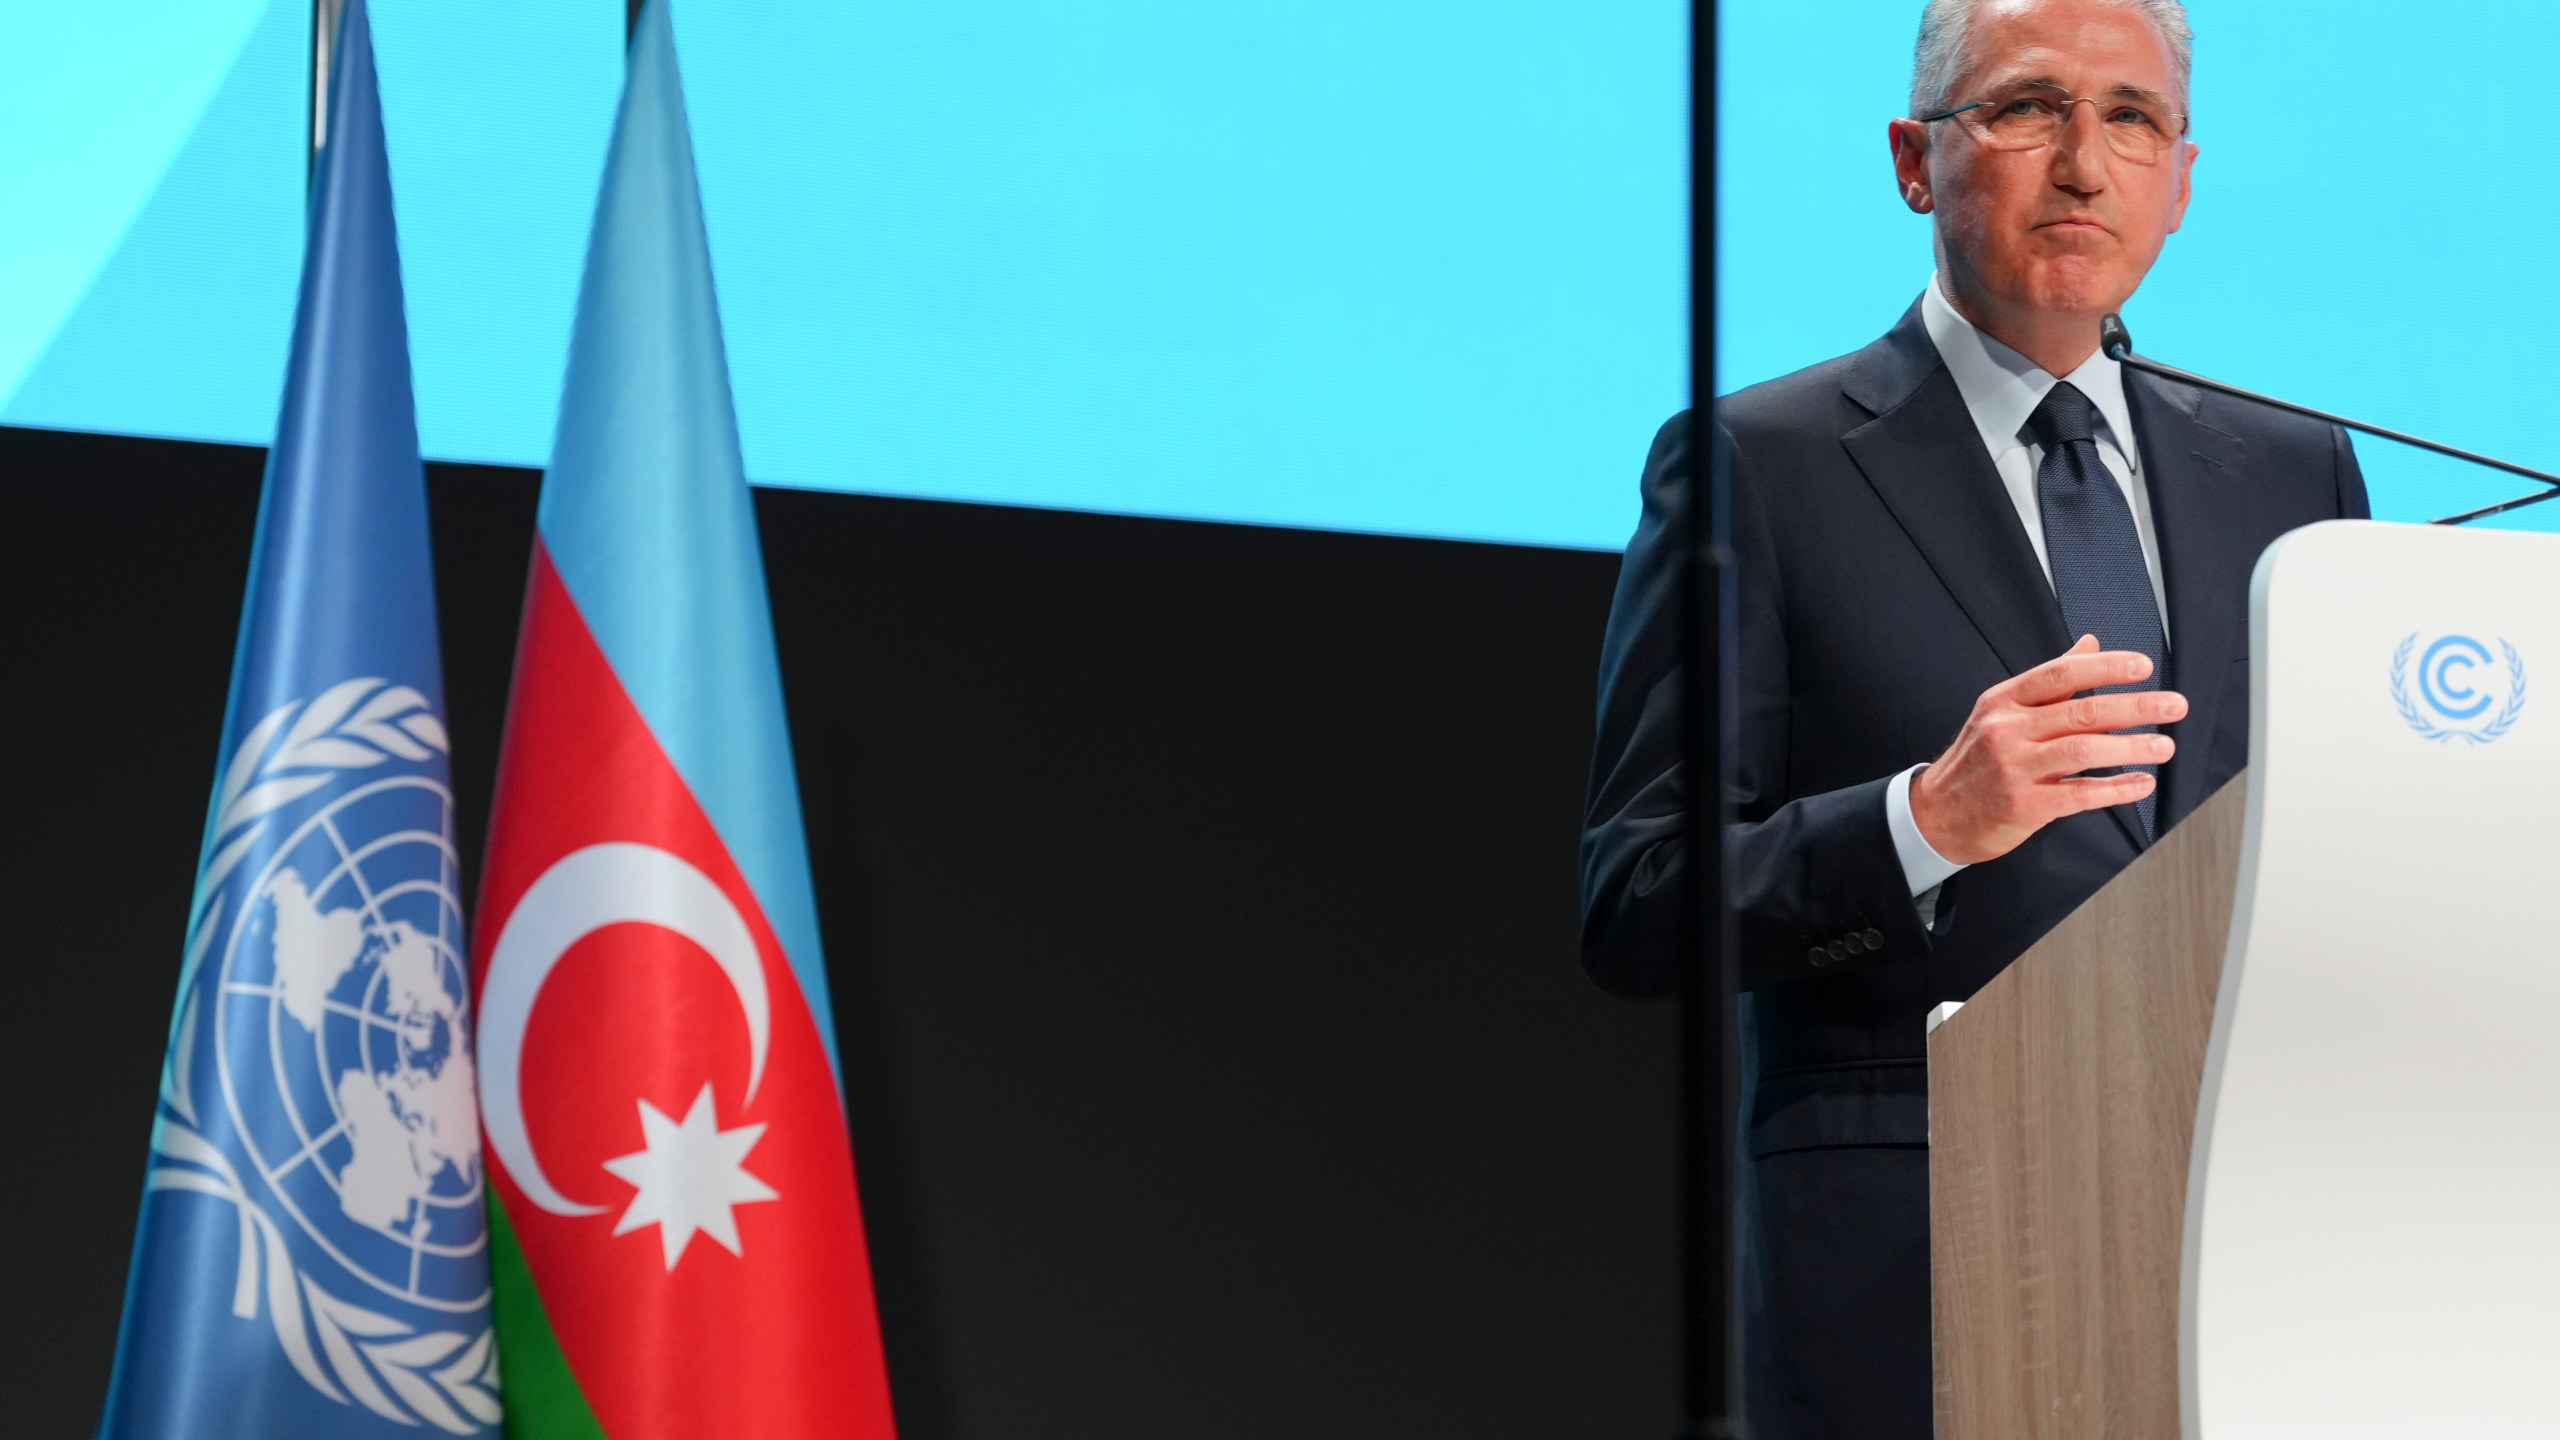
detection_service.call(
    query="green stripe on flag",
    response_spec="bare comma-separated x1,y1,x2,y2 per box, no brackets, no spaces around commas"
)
487,1197,611,1439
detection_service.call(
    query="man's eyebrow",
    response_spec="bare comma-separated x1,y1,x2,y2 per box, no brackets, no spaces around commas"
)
1978,75,2176,108
2104,83,2174,107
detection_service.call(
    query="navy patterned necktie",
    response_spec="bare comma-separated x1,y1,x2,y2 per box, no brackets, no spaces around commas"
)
2025,381,2165,840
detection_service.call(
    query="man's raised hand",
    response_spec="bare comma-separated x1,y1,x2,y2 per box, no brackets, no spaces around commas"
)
1907,634,2186,866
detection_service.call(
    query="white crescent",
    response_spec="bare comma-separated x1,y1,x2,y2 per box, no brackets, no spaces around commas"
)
476,842,772,1217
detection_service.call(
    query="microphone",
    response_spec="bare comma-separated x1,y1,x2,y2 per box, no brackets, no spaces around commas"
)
2099,314,2560,526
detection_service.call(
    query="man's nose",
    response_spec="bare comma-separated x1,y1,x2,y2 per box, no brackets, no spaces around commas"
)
2050,101,2111,192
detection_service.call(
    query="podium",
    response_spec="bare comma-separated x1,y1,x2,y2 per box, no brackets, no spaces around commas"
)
1928,521,2560,1438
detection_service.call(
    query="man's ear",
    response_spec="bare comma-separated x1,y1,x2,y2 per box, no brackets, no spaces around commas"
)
2164,140,2197,235
1889,119,1935,214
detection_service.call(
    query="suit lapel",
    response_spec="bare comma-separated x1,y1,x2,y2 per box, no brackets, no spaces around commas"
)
1839,305,2151,851
1839,307,2072,680
2127,370,2251,829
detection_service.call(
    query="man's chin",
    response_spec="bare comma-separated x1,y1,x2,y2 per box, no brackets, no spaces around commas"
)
2018,260,2138,319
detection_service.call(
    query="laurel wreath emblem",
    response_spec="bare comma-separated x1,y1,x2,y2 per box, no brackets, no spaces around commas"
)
149,679,498,1433
148,1120,501,1432
2390,633,2527,746
162,679,453,1132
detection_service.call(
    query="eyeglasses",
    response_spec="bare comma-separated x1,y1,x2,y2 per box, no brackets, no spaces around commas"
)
1920,86,2187,162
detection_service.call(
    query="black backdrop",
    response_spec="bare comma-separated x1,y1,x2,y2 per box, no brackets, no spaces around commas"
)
2,422,1676,1437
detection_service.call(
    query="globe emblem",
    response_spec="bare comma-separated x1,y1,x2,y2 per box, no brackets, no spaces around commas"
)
214,773,489,1314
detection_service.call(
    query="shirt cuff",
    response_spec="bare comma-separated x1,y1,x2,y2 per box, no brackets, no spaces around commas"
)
1885,763,1966,898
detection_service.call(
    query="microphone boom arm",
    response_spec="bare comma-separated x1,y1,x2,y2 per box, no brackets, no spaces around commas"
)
2098,314,2560,526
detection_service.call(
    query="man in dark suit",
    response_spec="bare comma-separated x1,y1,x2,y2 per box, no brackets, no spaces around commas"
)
1580,1,2367,1434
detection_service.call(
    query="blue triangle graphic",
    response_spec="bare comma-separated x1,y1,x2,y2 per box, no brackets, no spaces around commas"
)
3,0,304,446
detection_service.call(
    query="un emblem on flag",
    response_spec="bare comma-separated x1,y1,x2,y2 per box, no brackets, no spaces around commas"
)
219,780,483,1298
152,679,500,1433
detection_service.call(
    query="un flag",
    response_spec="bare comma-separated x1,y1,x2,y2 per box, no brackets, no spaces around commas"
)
97,4,499,1435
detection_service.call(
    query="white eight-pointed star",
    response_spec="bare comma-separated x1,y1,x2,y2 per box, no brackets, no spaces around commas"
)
601,1084,780,1269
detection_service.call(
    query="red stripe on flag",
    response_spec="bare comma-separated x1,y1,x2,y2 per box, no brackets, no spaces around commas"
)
474,543,895,1438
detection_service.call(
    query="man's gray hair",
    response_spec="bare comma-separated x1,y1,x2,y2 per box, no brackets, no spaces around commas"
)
1909,0,2193,118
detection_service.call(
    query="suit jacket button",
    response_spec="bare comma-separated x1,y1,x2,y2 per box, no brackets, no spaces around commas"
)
1807,946,1830,969
1843,931,1868,955
1826,939,1848,963
1863,927,1885,950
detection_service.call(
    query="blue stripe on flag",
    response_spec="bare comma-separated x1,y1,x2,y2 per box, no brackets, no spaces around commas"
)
534,0,841,1087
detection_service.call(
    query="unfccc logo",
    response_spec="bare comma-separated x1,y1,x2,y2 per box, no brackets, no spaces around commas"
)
2391,632,2527,745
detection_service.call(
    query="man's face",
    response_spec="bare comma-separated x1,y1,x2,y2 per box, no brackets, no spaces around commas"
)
1898,0,2197,321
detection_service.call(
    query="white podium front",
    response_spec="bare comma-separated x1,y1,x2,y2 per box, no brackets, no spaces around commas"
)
2187,520,2560,1436
1927,520,2560,1438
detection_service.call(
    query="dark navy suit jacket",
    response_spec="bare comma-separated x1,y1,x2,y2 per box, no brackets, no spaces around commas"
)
1580,303,2368,1437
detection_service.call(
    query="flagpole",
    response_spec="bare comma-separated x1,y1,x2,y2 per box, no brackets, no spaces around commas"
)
1679,0,1739,1434
310,0,345,172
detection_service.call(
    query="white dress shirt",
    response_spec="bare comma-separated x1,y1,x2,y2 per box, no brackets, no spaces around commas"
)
1883,275,2172,908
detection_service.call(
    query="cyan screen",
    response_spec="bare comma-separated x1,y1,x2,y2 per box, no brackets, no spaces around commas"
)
0,1,1684,551
12,3,2544,550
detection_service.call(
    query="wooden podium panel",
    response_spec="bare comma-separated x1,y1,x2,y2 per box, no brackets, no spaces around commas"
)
1932,523,2560,1435
1928,777,2244,1440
